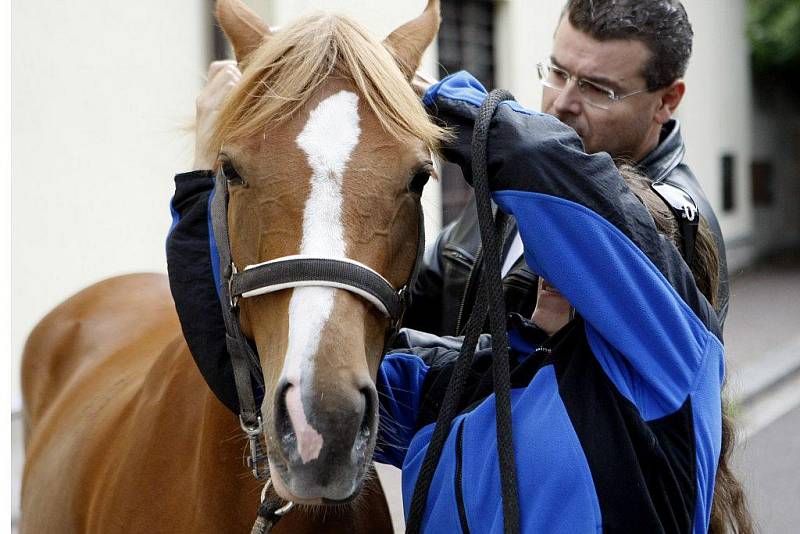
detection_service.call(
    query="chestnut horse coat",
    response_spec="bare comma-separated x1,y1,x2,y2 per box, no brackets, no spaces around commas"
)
21,273,392,533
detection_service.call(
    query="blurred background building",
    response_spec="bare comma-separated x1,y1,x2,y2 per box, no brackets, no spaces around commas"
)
11,0,800,530
14,0,799,408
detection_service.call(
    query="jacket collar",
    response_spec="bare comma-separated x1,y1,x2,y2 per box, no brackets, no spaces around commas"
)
638,119,685,183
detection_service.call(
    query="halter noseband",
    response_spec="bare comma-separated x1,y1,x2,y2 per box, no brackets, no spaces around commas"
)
230,255,406,320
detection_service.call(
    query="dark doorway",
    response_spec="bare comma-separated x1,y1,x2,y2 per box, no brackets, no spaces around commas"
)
437,0,497,226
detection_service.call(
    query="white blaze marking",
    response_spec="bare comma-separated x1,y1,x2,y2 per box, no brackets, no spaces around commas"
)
286,386,324,464
278,90,361,462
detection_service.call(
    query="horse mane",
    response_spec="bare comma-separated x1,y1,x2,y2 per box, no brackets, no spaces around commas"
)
212,12,448,152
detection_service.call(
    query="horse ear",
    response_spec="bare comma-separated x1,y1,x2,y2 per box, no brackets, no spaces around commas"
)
383,0,441,81
215,0,271,62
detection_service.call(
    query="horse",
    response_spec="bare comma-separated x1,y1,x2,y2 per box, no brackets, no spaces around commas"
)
20,0,447,531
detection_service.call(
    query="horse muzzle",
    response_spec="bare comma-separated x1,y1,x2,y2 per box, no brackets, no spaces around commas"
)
268,378,378,503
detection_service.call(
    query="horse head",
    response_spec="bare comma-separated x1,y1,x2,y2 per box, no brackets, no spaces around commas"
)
212,0,444,505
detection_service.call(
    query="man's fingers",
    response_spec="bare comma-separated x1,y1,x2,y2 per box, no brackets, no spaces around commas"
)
207,59,238,81
198,62,242,112
209,63,241,87
207,64,241,92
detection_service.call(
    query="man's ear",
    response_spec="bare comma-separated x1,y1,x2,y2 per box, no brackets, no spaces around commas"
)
216,0,271,62
655,80,685,125
383,0,441,81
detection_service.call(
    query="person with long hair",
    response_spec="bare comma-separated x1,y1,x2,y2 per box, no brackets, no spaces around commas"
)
405,0,731,346
375,71,753,532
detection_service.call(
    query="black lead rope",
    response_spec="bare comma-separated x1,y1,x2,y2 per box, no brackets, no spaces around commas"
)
406,90,520,534
250,480,295,534
211,158,429,533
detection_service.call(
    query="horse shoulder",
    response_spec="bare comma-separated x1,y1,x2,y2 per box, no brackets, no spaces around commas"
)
21,273,175,429
20,272,199,532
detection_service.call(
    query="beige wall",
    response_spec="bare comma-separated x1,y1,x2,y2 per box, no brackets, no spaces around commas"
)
11,0,210,409
680,0,754,269
494,0,563,111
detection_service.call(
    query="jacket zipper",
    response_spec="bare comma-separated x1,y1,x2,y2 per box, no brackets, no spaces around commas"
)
443,247,475,270
455,420,471,534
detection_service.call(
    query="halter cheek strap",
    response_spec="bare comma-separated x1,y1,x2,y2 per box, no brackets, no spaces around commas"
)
209,171,263,446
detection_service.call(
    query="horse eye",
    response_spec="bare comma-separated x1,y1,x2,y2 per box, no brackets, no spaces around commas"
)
221,161,246,187
408,169,431,195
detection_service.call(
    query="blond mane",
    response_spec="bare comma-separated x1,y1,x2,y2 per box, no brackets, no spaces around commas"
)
212,12,448,153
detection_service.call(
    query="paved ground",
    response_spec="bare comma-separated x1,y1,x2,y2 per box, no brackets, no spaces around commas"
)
12,252,800,532
735,402,800,533
723,251,800,402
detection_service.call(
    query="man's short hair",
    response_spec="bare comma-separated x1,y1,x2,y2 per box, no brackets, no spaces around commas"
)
564,0,694,91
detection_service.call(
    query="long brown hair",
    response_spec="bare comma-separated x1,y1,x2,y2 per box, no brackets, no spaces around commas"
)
622,168,754,533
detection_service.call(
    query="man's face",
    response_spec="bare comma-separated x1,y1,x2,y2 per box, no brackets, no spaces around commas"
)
542,17,667,161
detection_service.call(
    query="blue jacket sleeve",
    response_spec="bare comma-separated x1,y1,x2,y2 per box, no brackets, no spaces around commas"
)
425,72,722,420
167,170,215,248
374,352,430,468
166,170,245,414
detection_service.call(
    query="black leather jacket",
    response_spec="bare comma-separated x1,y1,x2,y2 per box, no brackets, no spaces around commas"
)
403,119,729,336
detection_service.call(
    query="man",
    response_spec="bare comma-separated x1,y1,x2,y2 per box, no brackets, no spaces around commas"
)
404,0,729,336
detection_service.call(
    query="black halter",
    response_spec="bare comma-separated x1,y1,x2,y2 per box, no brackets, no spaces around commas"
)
208,167,426,476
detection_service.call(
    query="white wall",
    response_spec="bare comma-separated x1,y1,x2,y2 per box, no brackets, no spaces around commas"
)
11,0,210,410
679,0,755,270
494,0,562,111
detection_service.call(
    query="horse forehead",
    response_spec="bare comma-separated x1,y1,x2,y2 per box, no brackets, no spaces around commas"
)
291,88,419,193
296,89,362,171
232,84,422,200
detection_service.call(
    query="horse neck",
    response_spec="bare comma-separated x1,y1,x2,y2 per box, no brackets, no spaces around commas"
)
127,337,263,517
134,340,392,533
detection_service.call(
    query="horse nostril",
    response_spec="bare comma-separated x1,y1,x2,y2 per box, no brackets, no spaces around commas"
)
359,386,377,433
274,380,294,453
353,386,377,460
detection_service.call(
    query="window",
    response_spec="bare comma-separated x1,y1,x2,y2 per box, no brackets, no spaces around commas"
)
437,0,497,225
722,153,736,213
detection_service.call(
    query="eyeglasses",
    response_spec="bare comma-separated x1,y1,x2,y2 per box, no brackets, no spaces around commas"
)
536,60,646,110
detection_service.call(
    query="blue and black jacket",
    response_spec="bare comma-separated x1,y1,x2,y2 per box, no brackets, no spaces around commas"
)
374,72,724,533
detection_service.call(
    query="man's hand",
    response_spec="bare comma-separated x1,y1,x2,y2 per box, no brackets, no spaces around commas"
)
193,60,242,170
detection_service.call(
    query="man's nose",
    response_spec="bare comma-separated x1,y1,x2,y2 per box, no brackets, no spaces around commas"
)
553,80,583,116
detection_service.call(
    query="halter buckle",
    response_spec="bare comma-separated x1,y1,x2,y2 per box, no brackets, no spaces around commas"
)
240,415,269,480
228,262,240,309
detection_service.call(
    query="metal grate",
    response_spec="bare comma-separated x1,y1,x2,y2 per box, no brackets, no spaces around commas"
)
438,0,496,88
